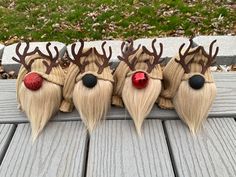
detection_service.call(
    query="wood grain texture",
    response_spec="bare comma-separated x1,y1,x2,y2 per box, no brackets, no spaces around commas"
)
86,120,175,177
164,118,236,177
0,124,15,164
0,72,236,123
0,122,88,177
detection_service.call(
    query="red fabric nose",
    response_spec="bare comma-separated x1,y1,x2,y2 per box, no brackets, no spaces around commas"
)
23,72,43,91
132,71,149,89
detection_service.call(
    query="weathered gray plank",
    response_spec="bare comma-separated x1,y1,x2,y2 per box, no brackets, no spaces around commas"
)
0,72,235,122
86,120,175,177
164,118,236,177
0,124,15,164
0,122,88,177
211,72,236,115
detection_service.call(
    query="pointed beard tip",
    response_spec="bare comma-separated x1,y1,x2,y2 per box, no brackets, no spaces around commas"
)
19,81,61,139
88,128,93,134
174,81,216,134
86,124,95,134
133,120,143,135
136,128,142,136
31,130,40,142
73,80,112,131
122,78,162,134
189,127,196,135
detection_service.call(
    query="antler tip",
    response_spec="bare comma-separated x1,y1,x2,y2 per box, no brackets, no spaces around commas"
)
46,42,51,47
102,41,107,45
212,39,217,43
79,39,84,43
159,42,163,48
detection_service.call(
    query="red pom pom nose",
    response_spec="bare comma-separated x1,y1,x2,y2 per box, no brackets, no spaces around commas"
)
132,71,149,89
23,72,43,91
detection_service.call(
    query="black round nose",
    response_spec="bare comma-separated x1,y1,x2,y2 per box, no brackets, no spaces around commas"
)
188,75,205,90
82,74,97,88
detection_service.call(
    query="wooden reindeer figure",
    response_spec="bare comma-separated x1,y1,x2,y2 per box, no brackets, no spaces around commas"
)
159,39,218,133
113,39,164,134
60,40,114,133
13,42,65,140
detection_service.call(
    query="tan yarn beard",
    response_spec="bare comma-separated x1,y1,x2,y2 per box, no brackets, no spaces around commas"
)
73,79,113,133
122,76,161,135
173,81,217,134
19,80,62,141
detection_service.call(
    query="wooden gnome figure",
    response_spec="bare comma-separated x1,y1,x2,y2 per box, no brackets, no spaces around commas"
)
112,39,163,134
60,40,114,133
13,42,65,140
159,39,218,133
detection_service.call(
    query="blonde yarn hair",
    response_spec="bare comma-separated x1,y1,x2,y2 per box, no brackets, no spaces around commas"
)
113,40,163,134
17,54,64,106
73,79,113,133
60,42,114,132
16,48,65,140
19,80,62,141
173,79,216,133
122,73,161,135
159,40,218,133
112,43,163,106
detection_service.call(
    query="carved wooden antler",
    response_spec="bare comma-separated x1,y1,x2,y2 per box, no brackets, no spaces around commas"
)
175,39,200,73
118,40,141,71
37,42,60,74
94,41,112,74
199,40,219,74
12,42,39,72
142,39,164,73
67,39,92,74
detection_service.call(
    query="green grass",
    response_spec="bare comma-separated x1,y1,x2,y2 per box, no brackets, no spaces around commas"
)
0,0,235,44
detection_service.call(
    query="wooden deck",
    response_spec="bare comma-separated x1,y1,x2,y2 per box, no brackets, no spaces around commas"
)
0,72,235,177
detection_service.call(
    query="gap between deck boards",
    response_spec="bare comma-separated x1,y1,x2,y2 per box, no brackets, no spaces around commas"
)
0,124,17,166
